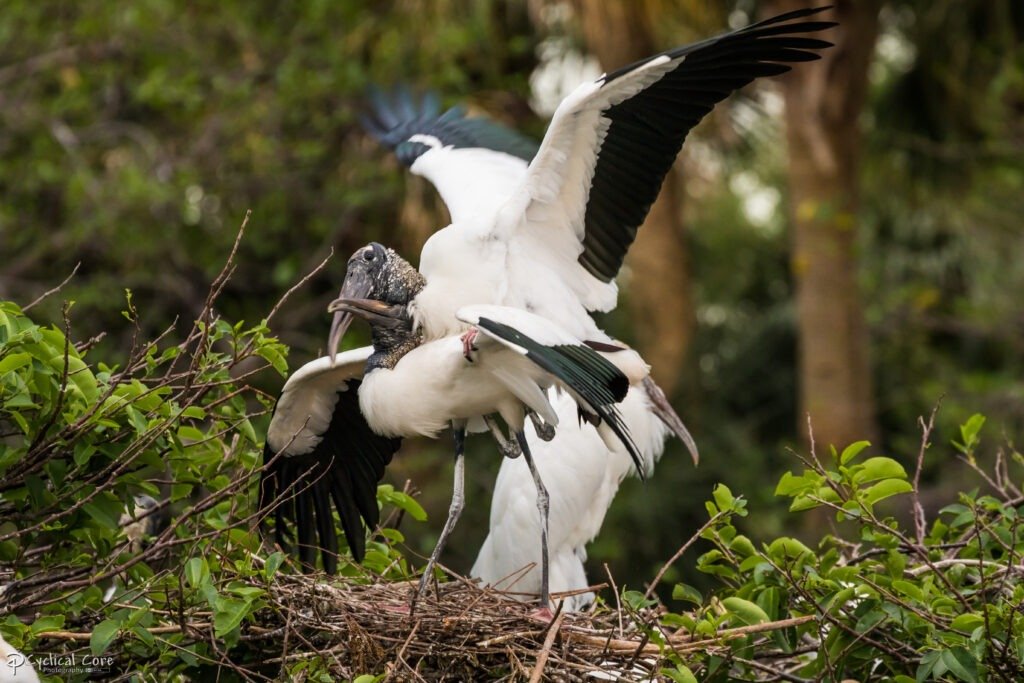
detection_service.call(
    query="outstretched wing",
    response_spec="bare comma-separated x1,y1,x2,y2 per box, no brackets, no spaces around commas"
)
362,87,539,224
496,7,835,313
259,349,401,572
456,305,647,480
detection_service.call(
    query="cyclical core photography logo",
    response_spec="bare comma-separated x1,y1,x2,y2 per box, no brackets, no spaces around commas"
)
4,648,114,679
5,650,30,678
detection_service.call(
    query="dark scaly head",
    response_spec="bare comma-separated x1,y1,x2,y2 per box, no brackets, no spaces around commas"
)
327,243,425,365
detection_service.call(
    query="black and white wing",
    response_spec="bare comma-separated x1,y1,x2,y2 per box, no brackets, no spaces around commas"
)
456,304,649,479
495,7,835,313
259,347,401,573
361,87,539,224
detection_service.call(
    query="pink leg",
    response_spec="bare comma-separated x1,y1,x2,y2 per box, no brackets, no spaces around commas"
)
528,605,555,622
460,327,479,361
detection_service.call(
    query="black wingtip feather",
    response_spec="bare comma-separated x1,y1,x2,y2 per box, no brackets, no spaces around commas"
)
258,385,401,573
582,7,836,283
361,86,539,166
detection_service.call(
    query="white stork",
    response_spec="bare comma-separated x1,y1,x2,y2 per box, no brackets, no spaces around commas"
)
357,7,835,605
261,245,648,607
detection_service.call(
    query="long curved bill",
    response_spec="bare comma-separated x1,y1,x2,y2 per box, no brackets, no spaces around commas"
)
327,269,374,363
328,298,408,361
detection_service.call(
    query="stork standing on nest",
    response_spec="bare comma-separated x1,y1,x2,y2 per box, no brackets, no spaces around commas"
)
357,7,835,605
261,245,649,609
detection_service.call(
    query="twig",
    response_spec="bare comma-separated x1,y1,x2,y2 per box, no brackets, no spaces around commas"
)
528,605,565,683
604,563,623,639
265,248,334,326
23,263,81,311
644,511,726,600
912,403,940,544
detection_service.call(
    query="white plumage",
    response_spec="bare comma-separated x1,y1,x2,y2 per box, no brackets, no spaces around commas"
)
472,388,668,610
361,7,835,609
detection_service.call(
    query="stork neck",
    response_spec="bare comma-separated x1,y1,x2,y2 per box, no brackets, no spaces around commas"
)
367,323,420,372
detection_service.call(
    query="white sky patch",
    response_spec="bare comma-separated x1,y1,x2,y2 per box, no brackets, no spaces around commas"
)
760,88,784,119
728,9,751,30
871,24,916,85
730,170,781,233
529,37,602,117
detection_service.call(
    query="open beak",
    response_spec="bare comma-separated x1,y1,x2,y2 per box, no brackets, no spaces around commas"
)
327,269,374,362
328,298,407,357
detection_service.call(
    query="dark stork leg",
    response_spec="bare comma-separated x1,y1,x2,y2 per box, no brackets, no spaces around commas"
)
484,415,521,458
415,423,467,603
515,428,550,608
528,409,556,442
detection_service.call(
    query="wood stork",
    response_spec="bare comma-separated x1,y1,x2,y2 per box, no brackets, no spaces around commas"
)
0,634,39,683
359,7,835,345
261,245,648,606
356,7,834,606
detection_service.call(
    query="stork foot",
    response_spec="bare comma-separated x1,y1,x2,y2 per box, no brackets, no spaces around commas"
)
499,439,522,459
528,605,555,622
529,412,556,442
460,328,479,361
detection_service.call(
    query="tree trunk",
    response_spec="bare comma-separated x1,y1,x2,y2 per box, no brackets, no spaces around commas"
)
571,0,696,397
774,0,880,449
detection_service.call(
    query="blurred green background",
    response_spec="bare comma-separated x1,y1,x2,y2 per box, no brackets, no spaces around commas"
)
1,0,1022,596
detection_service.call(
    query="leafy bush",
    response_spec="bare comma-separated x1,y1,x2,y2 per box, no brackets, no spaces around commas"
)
649,415,1024,682
0,248,421,679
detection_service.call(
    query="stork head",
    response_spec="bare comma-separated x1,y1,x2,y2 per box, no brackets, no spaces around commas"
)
328,243,425,360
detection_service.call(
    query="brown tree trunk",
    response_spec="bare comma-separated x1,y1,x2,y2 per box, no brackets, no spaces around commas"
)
774,0,880,449
571,0,696,397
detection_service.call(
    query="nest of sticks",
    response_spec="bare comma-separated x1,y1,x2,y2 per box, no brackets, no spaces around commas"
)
235,570,814,681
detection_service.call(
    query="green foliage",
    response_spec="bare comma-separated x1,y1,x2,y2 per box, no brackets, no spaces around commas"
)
0,296,420,679
654,415,1024,680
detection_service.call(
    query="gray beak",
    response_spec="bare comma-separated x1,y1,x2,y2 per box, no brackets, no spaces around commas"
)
327,268,374,362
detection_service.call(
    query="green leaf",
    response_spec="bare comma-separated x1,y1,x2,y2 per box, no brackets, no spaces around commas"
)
622,590,657,611
0,352,32,374
131,625,155,647
940,647,979,683
90,619,120,656
30,615,65,634
892,579,925,602
672,583,703,606
213,597,251,637
381,489,427,522
265,551,286,580
862,479,913,505
767,537,813,562
839,440,871,465
775,471,816,496
185,557,210,589
852,457,907,484
950,613,985,632
661,665,698,683
722,597,769,625
712,483,735,511
953,414,986,455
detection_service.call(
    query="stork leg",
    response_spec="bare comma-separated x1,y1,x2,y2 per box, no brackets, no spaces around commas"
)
528,410,556,442
515,428,550,608
484,415,521,458
416,424,467,603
